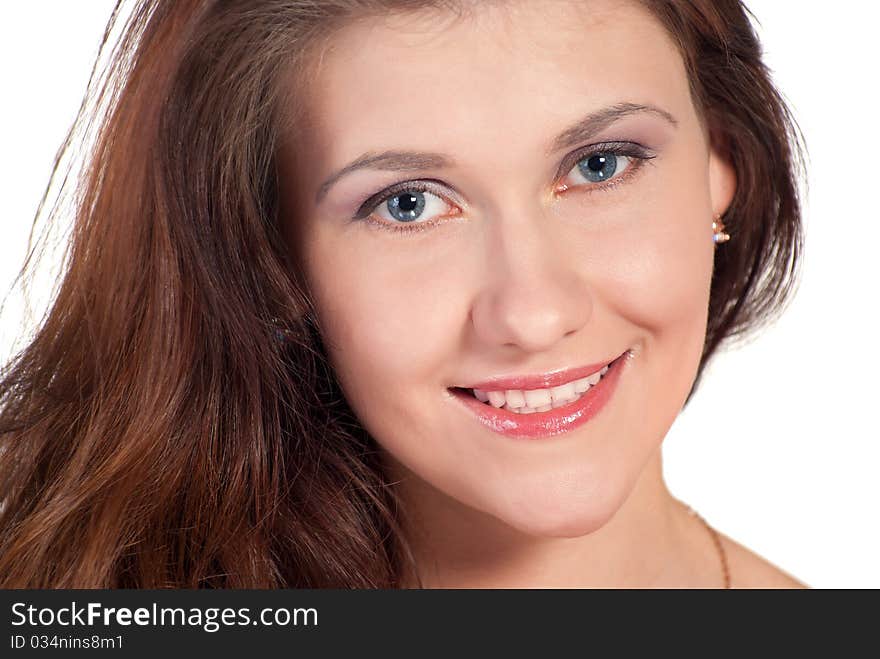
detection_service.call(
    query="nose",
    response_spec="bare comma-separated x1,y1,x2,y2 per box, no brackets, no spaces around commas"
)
470,205,593,353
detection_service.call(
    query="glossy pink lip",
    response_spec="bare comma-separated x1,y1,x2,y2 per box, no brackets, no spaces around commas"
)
460,357,617,392
449,350,630,439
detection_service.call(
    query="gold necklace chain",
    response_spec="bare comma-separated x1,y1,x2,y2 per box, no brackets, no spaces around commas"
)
685,504,731,589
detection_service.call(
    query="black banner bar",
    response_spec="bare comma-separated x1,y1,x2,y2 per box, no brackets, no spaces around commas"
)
0,589,864,655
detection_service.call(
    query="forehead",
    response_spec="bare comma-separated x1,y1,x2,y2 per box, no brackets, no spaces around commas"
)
298,0,690,165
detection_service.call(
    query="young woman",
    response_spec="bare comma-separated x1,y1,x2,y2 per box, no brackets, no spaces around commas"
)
0,0,807,588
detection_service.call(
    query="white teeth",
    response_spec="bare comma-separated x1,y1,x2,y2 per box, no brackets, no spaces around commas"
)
549,382,576,403
523,388,552,409
487,391,506,408
470,361,615,414
573,377,591,393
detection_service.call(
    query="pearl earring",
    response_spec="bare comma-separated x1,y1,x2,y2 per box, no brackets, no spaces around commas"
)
712,213,730,244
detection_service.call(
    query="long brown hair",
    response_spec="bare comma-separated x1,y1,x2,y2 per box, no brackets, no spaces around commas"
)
0,0,805,587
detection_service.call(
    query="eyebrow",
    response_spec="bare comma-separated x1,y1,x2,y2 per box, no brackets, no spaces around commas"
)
314,102,677,204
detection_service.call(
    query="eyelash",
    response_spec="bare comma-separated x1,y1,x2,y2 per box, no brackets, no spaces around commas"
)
353,141,657,235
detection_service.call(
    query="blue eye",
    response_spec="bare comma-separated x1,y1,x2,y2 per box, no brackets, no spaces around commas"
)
578,153,620,182
577,152,631,183
385,190,427,223
354,181,458,229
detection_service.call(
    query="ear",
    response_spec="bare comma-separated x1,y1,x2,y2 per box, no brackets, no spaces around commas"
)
707,125,737,216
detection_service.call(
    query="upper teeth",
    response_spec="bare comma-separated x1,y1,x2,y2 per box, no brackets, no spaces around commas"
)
472,364,610,414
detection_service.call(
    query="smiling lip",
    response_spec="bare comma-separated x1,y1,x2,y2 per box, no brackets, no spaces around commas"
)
449,350,630,439
459,357,617,392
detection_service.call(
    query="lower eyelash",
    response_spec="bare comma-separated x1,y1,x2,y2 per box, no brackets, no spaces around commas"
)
364,212,451,234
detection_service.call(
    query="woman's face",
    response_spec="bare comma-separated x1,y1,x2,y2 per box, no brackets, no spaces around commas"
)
281,0,735,537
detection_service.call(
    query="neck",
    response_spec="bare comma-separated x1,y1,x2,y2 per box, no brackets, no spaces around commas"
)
392,448,720,588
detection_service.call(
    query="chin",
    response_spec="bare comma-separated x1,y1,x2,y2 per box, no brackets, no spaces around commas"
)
486,471,627,539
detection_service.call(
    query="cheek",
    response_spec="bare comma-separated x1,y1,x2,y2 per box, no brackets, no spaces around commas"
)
595,186,715,447
301,228,457,415
589,147,716,350
607,210,714,339
626,209,713,378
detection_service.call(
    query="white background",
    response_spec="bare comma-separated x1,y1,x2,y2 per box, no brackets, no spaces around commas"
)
1,2,878,588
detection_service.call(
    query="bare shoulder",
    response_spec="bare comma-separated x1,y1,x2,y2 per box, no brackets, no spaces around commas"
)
717,531,810,589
